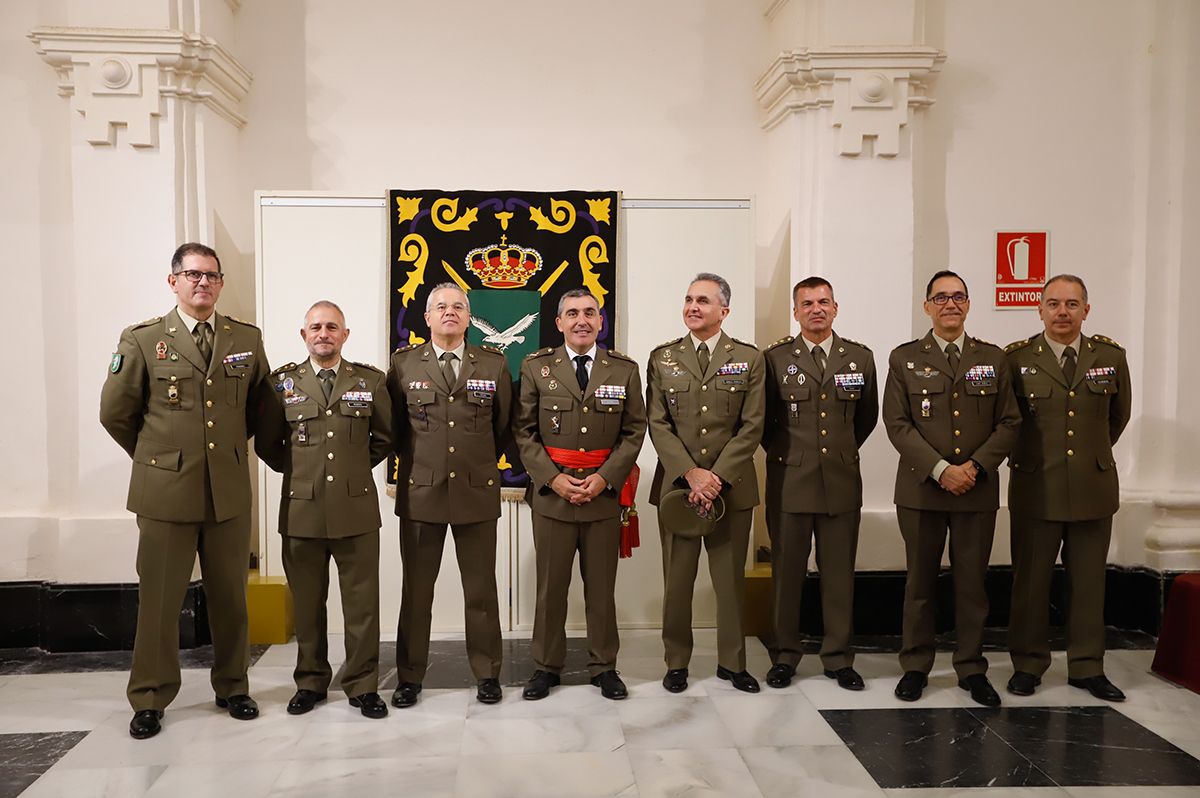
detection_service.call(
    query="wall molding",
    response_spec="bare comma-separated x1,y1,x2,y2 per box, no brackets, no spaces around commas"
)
1145,492,1200,571
27,26,252,148
755,45,945,156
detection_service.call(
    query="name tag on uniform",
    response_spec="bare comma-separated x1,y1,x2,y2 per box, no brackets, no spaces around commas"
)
716,362,749,376
341,390,373,402
595,384,626,405
284,392,308,405
965,365,996,383
834,372,865,389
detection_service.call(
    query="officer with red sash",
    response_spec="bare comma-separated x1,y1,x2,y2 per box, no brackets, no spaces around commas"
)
514,288,647,700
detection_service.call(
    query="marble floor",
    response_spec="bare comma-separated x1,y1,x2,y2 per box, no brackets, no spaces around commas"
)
1,631,1199,797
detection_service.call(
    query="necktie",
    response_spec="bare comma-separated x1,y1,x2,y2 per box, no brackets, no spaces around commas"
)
440,351,457,388
811,344,826,377
574,354,590,393
318,368,335,402
945,342,960,374
697,342,710,375
1062,346,1077,384
193,321,213,366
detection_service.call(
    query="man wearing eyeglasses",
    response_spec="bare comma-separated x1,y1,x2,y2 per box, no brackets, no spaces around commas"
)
386,283,513,708
1005,275,1131,702
882,270,1021,707
101,243,273,739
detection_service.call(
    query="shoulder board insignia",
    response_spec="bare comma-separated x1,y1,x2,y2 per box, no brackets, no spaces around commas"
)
653,336,685,352
971,336,998,349
478,345,505,356
524,346,556,360
132,316,161,329
839,336,871,352
730,337,759,350
350,360,383,374
224,314,259,328
605,349,636,364
1005,336,1037,353
395,343,419,353
270,362,298,376
1091,334,1123,350
766,336,793,351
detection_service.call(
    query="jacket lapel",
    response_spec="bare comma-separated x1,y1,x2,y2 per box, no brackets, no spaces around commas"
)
208,313,236,379
1030,334,1068,388
455,345,480,394
418,347,452,394
705,332,734,381
673,339,703,381
163,308,207,374
294,362,326,408
585,349,615,400
1072,335,1099,390
917,331,953,379
554,346,585,398
821,334,852,386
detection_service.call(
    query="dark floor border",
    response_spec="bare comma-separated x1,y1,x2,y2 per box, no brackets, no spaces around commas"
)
0,565,1182,652
0,581,210,652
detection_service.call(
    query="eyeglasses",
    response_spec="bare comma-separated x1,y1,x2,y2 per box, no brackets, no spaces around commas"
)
928,293,968,305
175,269,224,285
432,303,468,314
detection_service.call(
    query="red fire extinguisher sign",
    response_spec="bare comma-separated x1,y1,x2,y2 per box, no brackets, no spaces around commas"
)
995,231,1048,308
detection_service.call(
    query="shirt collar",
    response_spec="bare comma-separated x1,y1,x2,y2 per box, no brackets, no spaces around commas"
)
431,339,466,362
932,331,966,353
175,306,214,334
1043,334,1081,362
690,331,721,351
799,332,833,358
564,342,598,363
309,358,341,375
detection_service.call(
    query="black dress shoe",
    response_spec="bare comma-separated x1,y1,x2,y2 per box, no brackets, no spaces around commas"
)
1068,674,1126,702
894,670,928,702
349,692,389,719
522,669,560,700
391,682,422,708
662,668,689,693
477,678,502,704
824,667,865,691
590,670,628,700
215,694,259,720
958,674,1001,707
1007,671,1041,697
765,663,795,689
716,666,761,693
287,689,327,715
129,709,163,739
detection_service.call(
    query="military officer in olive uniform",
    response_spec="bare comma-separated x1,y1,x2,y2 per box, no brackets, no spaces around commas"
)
762,277,878,691
515,289,647,700
647,272,766,694
256,301,393,718
387,283,513,707
100,243,272,739
883,270,1021,707
1005,275,1132,702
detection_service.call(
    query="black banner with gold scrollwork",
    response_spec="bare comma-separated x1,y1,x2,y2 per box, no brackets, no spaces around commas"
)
388,189,620,487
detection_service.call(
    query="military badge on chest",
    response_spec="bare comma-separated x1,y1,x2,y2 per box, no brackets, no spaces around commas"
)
595,383,626,406
466,378,497,400
965,364,996,388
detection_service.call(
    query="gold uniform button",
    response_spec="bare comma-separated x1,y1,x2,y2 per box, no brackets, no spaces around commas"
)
409,478,415,484
206,378,213,386
327,475,334,482
700,448,708,455
583,406,589,413
701,406,708,412
577,468,585,474
289,490,294,497
820,393,827,400
487,479,494,486
1029,393,1036,398
953,410,960,417
821,447,828,454
327,431,334,438
150,458,157,465
326,409,333,416
207,442,215,450
701,385,708,392
206,421,214,428
1067,449,1074,456
777,456,784,462
1067,430,1075,437
820,429,827,437
980,389,987,395
953,391,959,399
449,396,455,403
206,400,213,407
921,389,927,395
1068,410,1075,417
954,429,961,437
729,386,737,392
449,471,456,478
355,411,361,417
448,421,455,428
820,411,826,418
449,446,456,453
170,375,177,382
327,452,334,460
954,447,961,455
581,426,588,433
1069,391,1076,397
553,405,559,410
700,428,707,435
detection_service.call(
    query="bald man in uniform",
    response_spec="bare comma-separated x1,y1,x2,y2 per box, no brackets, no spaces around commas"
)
101,243,272,739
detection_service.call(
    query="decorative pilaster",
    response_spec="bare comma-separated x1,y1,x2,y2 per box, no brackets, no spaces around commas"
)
755,46,944,156
1146,496,1200,571
28,26,251,148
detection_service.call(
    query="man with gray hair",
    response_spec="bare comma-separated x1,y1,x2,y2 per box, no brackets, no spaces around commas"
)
256,300,393,718
646,273,766,694
386,283,513,707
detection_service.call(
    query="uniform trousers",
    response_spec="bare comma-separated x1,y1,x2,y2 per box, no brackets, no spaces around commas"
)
896,507,996,678
768,509,859,670
531,512,621,676
660,507,752,671
128,506,250,711
281,531,380,697
395,519,502,683
1009,515,1112,679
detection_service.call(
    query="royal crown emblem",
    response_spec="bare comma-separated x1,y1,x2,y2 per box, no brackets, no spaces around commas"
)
466,235,543,289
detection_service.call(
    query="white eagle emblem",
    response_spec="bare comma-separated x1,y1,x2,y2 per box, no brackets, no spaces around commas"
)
470,313,538,350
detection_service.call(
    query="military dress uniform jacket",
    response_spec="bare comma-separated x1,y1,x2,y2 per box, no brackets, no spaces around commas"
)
100,308,272,523
387,341,513,525
1006,333,1131,521
515,346,647,523
646,332,765,510
256,360,394,539
763,333,879,515
883,331,1021,512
